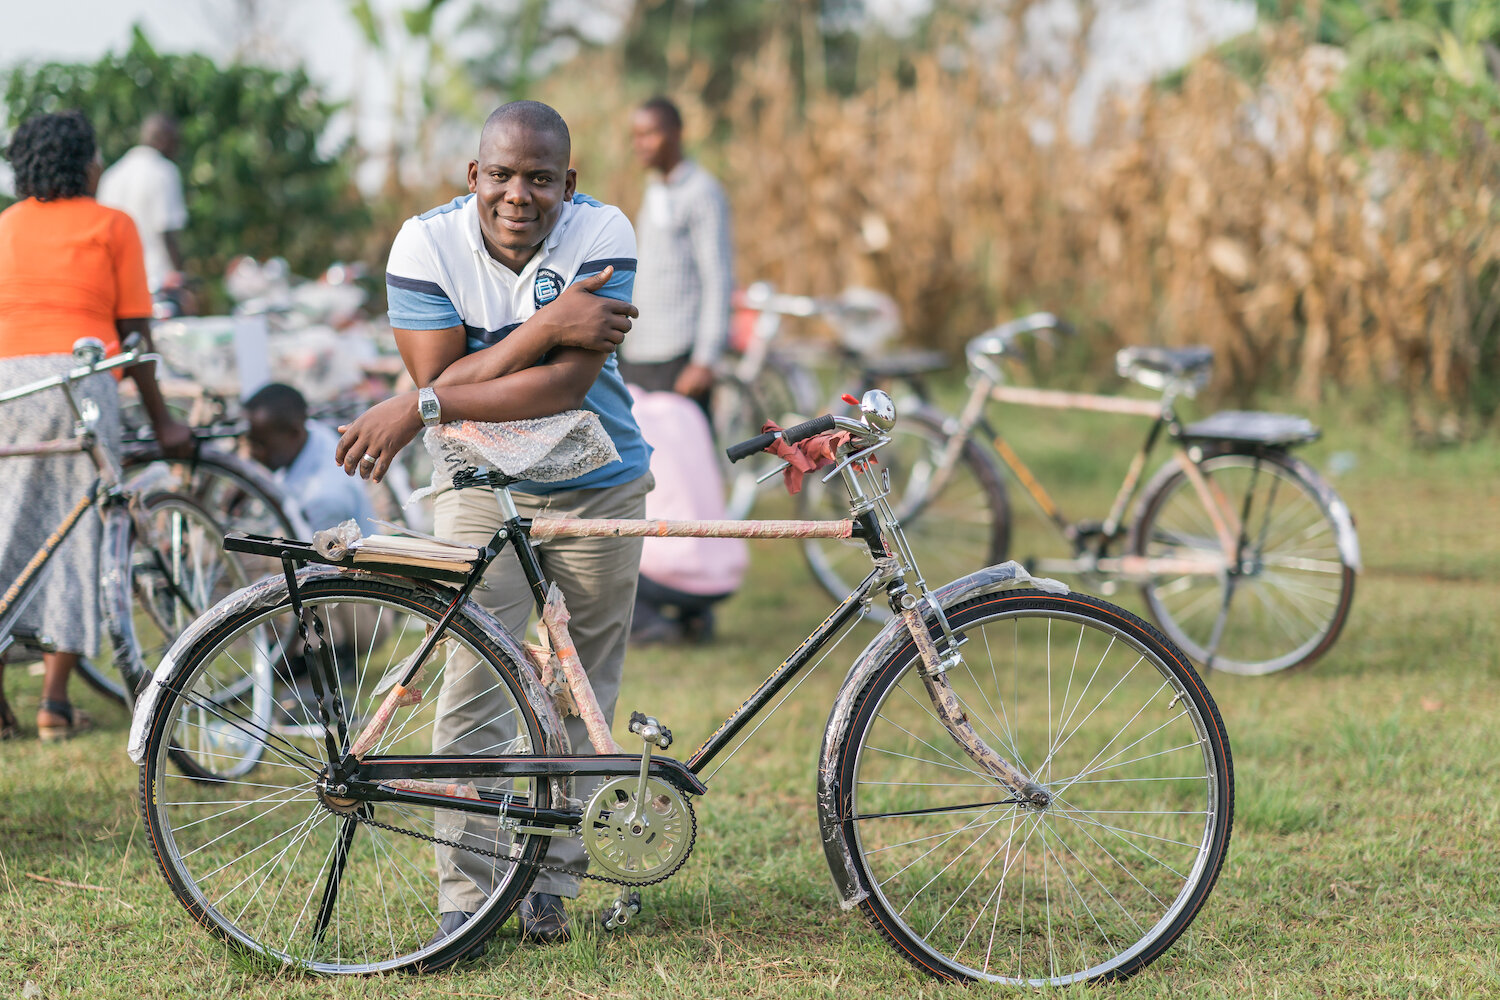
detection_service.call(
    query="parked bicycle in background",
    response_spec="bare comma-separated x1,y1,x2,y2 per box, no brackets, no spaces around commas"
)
713,282,949,518
800,313,1359,675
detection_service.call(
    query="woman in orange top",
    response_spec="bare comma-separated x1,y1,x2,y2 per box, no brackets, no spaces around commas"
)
0,111,191,741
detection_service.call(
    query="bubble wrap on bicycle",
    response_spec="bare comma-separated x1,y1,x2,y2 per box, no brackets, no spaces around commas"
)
419,410,620,492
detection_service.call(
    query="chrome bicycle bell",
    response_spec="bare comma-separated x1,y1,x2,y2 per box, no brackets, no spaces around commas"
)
72,337,106,365
860,389,896,430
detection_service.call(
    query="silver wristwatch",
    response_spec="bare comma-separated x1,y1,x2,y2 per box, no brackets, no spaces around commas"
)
417,387,441,427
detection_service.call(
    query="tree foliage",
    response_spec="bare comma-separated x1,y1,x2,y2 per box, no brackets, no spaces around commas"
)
1257,0,1500,153
2,27,369,298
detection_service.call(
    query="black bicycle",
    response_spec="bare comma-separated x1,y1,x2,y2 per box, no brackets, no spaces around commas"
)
130,390,1233,984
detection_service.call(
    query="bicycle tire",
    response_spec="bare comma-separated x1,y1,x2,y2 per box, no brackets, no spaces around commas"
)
79,446,310,704
829,589,1232,985
122,444,308,540
90,493,253,709
138,575,557,974
1129,448,1357,675
798,407,1010,620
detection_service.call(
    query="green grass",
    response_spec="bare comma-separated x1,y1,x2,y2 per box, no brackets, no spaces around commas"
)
2,403,1498,999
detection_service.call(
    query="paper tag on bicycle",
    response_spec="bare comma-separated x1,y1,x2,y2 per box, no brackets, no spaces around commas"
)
419,410,620,495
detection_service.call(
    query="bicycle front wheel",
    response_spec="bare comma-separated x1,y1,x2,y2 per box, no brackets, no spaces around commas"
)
138,575,555,974
1129,449,1357,675
799,408,1009,618
830,590,1232,985
91,492,254,714
123,444,308,540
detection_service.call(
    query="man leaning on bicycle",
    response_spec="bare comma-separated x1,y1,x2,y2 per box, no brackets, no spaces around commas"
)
334,100,652,946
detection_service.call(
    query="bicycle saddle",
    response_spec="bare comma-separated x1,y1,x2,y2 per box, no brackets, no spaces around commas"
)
1115,346,1214,390
1179,411,1321,447
862,349,950,379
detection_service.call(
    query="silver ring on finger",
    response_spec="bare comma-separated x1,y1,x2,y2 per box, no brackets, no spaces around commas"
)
361,453,377,465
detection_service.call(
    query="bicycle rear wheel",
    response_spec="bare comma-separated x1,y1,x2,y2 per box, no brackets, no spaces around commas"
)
138,576,556,973
830,590,1232,984
1129,448,1357,675
798,408,1009,619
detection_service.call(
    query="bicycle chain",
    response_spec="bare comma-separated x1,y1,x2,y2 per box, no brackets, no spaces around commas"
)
350,795,697,889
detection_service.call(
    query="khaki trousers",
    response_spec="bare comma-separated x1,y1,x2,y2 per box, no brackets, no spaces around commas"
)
432,473,650,909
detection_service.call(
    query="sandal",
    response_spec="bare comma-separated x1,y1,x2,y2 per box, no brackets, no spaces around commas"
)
37,698,93,742
0,692,18,741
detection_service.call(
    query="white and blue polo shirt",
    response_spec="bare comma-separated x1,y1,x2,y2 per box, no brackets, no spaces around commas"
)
386,192,650,495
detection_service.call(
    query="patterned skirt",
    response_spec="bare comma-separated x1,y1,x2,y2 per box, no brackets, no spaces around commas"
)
0,354,122,655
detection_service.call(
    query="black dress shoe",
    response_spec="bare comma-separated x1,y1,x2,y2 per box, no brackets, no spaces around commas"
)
426,910,475,949
518,892,570,944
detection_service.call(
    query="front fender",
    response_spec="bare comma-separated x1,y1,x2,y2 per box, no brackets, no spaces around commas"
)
815,561,1067,908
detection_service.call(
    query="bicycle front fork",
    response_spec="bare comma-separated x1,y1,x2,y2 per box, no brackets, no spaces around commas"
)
893,584,1051,808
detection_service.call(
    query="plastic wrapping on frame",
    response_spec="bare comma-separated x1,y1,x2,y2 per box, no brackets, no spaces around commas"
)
814,561,1068,909
528,516,855,541
128,565,571,767
99,506,144,698
538,583,625,755
420,411,621,494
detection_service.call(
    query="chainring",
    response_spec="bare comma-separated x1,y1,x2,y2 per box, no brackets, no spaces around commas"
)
580,776,696,884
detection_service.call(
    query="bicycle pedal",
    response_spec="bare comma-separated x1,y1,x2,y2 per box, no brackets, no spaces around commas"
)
602,890,642,931
628,711,672,749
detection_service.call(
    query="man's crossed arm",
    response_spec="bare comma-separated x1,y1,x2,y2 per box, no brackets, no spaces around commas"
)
335,266,637,483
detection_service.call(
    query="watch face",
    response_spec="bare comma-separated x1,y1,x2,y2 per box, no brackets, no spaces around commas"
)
420,390,440,423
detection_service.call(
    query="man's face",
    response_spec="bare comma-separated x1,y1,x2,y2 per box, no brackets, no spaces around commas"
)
246,410,304,472
467,122,576,272
630,108,679,173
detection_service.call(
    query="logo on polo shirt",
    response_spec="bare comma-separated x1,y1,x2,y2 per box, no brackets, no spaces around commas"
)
534,269,564,307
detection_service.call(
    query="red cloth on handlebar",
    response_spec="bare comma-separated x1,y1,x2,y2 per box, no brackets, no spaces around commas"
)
761,420,854,494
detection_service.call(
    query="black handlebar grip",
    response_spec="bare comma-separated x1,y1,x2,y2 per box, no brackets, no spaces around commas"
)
780,414,837,444
726,431,779,463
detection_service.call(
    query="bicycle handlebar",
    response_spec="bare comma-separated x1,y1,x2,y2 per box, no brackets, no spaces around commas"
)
0,346,156,407
725,413,839,463
965,313,1075,363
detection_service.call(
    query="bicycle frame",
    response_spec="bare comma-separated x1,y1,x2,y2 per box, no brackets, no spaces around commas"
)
941,365,1244,584
235,404,1051,837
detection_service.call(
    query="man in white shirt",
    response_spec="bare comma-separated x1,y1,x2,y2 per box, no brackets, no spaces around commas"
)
97,114,188,294
335,100,652,947
621,97,733,408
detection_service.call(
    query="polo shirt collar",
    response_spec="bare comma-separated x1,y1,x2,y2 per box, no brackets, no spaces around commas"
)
466,194,577,270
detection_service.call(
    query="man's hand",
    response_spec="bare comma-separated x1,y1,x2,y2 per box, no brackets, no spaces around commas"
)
673,361,716,400
334,391,422,483
533,265,638,353
154,417,196,460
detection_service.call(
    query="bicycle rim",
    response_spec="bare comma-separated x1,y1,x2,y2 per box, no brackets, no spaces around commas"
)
838,592,1232,984
140,580,550,973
